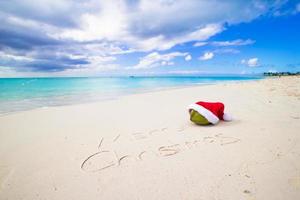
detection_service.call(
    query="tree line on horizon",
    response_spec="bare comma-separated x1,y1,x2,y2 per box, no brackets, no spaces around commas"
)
263,72,300,76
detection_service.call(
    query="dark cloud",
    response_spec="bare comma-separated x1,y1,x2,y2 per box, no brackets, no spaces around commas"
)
0,29,62,50
0,11,67,51
0,0,80,28
0,7,93,73
0,47,90,72
24,62,79,72
12,57,89,72
32,52,90,66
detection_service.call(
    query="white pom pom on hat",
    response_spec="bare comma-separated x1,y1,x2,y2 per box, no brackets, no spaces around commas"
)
223,113,233,121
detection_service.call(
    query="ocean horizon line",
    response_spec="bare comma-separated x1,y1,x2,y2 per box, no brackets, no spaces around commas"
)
0,74,264,79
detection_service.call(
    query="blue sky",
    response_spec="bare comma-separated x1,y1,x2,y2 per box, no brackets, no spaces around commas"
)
0,0,299,77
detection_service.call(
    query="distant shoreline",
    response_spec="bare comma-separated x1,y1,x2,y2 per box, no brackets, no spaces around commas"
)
263,72,300,76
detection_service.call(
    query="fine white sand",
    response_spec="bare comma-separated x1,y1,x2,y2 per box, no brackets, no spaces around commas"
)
0,77,300,200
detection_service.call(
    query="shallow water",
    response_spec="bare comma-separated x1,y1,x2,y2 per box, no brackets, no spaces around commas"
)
0,76,262,114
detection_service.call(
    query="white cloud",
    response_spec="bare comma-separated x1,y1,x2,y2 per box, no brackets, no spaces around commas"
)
185,55,192,61
129,23,223,51
193,42,208,47
87,55,116,64
64,63,119,73
199,52,214,60
213,48,240,54
74,42,135,56
194,39,254,49
247,58,259,67
0,66,17,77
241,57,259,67
167,70,204,74
296,3,300,13
212,39,255,46
44,0,272,51
131,52,189,69
0,52,34,62
57,1,128,41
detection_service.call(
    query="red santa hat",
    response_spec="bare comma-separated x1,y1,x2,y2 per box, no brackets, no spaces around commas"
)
188,101,232,124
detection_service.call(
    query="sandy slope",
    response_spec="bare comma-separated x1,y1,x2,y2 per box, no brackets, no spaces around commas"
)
0,77,299,200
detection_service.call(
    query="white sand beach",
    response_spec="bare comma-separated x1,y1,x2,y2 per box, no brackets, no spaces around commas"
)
0,77,300,200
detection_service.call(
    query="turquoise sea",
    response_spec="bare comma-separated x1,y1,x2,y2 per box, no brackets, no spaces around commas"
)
0,76,262,114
